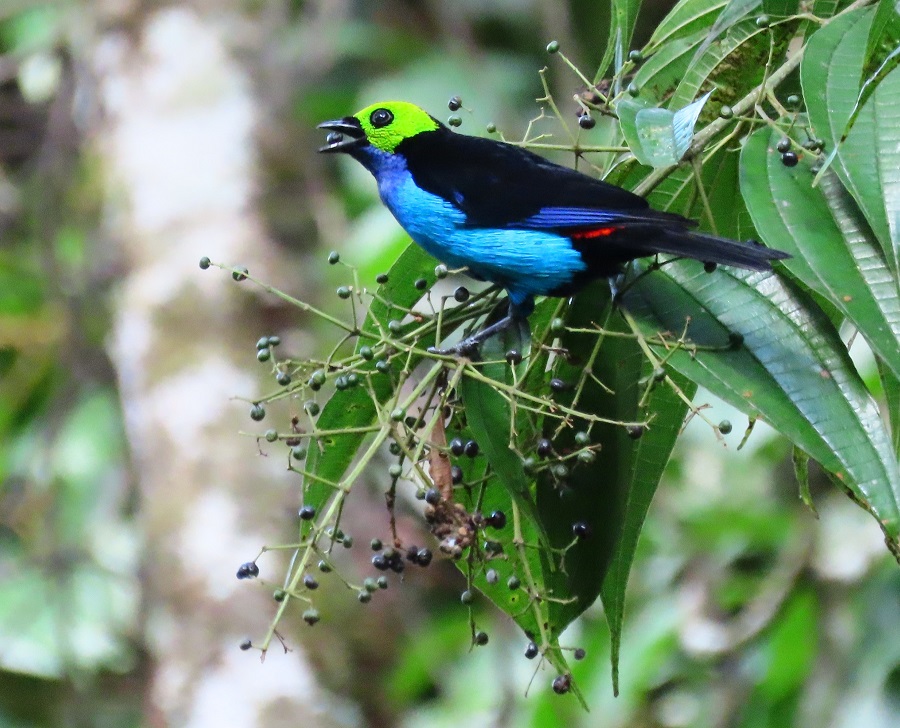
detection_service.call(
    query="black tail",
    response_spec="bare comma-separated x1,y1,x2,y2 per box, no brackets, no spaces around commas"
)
651,229,791,271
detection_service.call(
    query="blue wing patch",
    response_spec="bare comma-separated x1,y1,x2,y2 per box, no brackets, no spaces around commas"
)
512,206,691,231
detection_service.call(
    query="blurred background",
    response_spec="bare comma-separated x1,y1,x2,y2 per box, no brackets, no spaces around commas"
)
0,1,898,726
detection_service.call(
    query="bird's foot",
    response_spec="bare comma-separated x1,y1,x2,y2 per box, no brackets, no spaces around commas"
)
426,315,516,358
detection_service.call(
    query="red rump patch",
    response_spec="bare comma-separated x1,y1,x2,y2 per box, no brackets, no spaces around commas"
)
571,227,619,240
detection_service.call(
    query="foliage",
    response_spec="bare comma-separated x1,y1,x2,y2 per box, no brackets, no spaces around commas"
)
209,0,900,703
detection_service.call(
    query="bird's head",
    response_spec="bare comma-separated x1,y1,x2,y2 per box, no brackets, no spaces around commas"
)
318,101,442,157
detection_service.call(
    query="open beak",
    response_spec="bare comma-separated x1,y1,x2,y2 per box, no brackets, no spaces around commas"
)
317,117,366,153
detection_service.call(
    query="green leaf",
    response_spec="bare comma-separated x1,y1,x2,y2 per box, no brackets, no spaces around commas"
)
619,92,712,168
622,262,900,546
595,0,644,82
762,0,799,17
862,0,900,84
647,0,730,50
670,18,767,109
803,6,900,273
740,124,900,380
634,29,708,100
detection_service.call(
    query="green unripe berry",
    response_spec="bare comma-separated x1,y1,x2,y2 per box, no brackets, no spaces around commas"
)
327,251,340,265
434,264,448,279
507,576,521,590
276,371,291,386
336,286,351,299
232,266,249,282
755,14,770,27
486,122,497,133
257,348,271,362
311,370,326,386
460,589,474,605
628,49,643,63
302,608,320,625
577,450,595,463
448,115,462,127
305,401,320,416
718,419,733,434
388,463,402,478
390,407,406,422
359,345,374,360
546,40,560,54
375,360,391,374
719,105,734,119
265,429,278,442
199,256,211,269
550,318,565,333
574,431,589,446
786,94,801,109
388,320,402,334
250,403,266,421
627,83,640,97
292,445,308,460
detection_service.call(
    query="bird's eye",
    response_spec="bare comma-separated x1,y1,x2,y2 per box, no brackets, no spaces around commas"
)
370,108,394,128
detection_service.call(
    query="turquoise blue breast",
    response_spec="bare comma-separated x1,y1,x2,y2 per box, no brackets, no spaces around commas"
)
378,169,587,307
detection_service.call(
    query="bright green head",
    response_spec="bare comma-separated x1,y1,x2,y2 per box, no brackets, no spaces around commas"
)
353,101,442,153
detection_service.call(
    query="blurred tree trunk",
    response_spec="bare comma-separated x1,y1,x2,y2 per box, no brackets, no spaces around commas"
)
91,7,347,726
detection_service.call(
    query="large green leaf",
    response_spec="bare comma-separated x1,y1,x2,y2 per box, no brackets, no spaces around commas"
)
803,7,900,270
740,125,900,380
622,263,900,545
595,0,644,82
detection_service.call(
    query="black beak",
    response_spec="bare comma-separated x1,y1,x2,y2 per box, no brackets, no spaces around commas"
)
317,117,366,153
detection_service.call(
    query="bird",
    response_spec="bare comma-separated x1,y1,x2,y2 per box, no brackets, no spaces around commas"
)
318,101,790,353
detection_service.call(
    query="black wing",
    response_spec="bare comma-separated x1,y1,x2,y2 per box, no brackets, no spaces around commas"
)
396,128,693,230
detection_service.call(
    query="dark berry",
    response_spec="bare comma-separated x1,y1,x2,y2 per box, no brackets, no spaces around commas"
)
627,82,640,97
375,360,391,374
387,320,402,334
578,114,596,130
276,370,291,386
718,419,733,434
550,317,565,333
546,40,560,53
376,273,389,284
389,441,402,456
574,647,586,660
303,574,319,590
370,538,383,551
507,575,521,589
299,505,316,520
704,261,718,273
755,14,770,27
550,378,568,392
240,639,252,651
417,548,433,567
786,94,801,108
317,560,332,573
372,554,388,571
781,151,799,167
359,345,374,360
464,440,479,457
776,138,791,153
236,562,259,579
358,591,372,603
461,590,474,605
250,403,266,421
525,642,539,659
474,631,489,646
506,349,522,365
327,251,340,264
303,609,320,625
232,266,248,282
572,522,591,539
448,95,462,111
537,438,553,457
451,465,463,484
626,425,644,440
414,277,428,290
305,401,320,416
487,510,507,529
424,487,441,505
336,286,351,299
454,286,470,303
449,438,465,456
552,674,571,694
199,256,211,269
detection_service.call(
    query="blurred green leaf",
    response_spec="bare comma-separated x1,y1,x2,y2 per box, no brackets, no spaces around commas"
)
647,0,729,50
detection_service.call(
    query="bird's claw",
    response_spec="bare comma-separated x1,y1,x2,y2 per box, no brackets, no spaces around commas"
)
427,340,480,357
